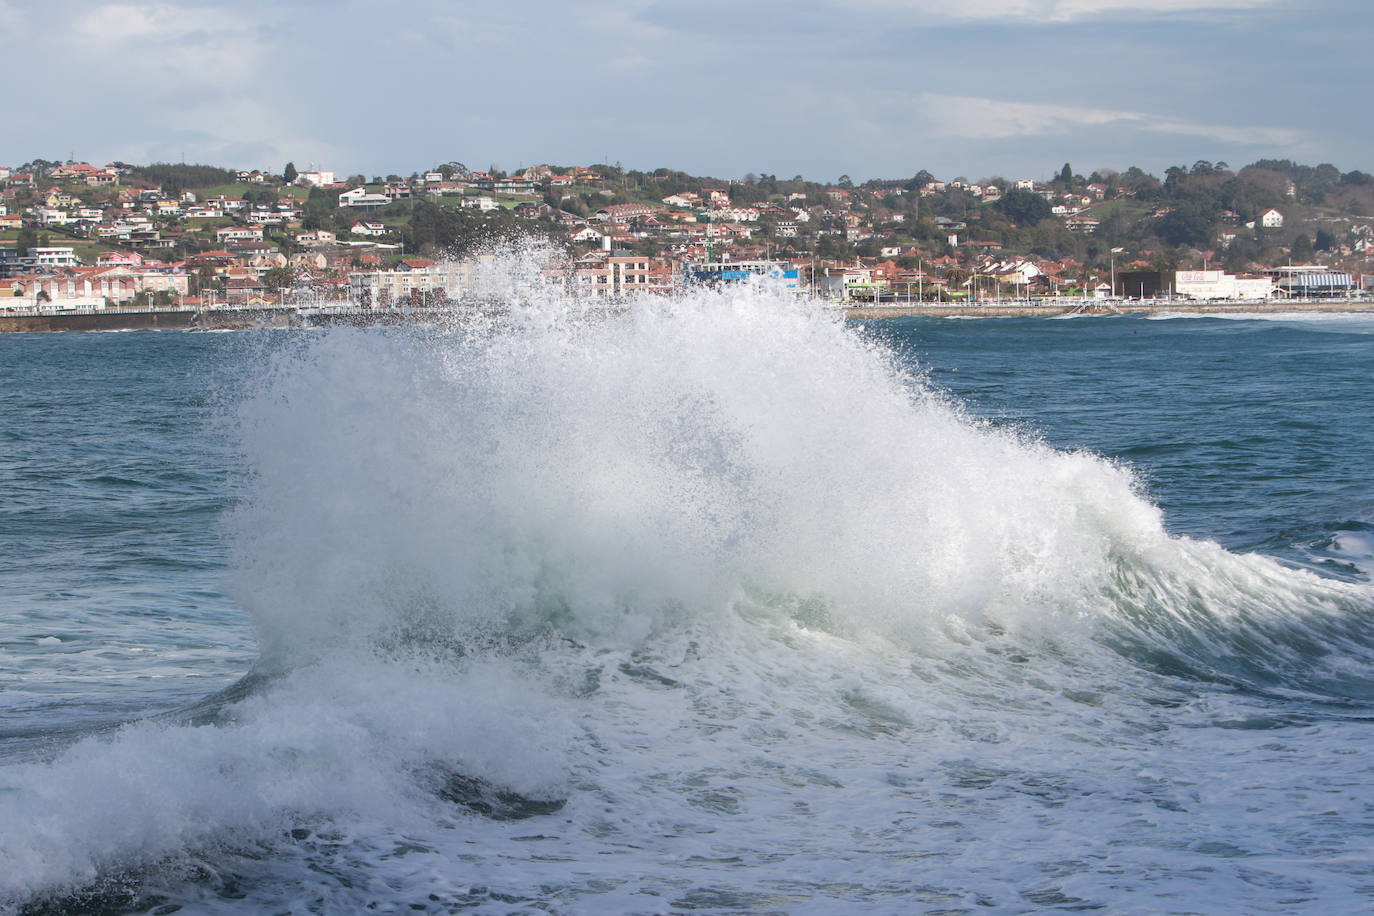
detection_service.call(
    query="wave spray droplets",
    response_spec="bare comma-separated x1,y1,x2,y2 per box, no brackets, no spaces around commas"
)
231,252,1160,658
4,247,1373,913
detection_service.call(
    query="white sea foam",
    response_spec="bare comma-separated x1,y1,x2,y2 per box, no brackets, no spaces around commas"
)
1145,309,1374,329
0,656,571,902
225,251,1178,664
1334,530,1374,579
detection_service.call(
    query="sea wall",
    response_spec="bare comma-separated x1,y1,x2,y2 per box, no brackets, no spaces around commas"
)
4,299,1373,331
0,308,298,333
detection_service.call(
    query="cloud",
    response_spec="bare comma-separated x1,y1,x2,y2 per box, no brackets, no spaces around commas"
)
0,1,343,171
71,3,260,77
74,3,182,43
919,93,1303,148
855,0,1277,21
0,0,1354,182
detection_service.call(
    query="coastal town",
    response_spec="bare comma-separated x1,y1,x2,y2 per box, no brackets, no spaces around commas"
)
2,157,1373,324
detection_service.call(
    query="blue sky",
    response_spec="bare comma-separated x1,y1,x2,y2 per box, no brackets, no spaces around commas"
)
1,0,1368,183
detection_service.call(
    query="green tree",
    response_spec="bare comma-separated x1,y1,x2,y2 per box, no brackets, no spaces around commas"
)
1222,236,1260,273
262,265,296,291
191,264,216,295
306,185,342,214
906,170,936,191
283,162,298,184
1314,228,1337,251
127,163,235,191
1155,202,1216,247
404,199,526,256
996,189,1052,226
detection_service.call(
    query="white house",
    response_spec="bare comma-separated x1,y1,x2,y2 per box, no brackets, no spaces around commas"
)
216,226,264,243
37,208,76,226
295,229,336,247
569,225,605,243
246,209,286,225
31,247,81,268
983,258,1042,286
460,195,497,212
339,187,390,208
296,170,336,188
709,207,759,222
1259,208,1284,229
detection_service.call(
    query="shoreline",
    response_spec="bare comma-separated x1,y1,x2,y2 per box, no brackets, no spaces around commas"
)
3,298,1374,332
838,298,1374,319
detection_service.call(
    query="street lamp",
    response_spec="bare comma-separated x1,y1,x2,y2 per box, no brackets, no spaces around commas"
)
1110,247,1124,297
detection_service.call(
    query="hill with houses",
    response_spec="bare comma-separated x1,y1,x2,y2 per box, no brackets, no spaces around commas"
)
2,156,1373,311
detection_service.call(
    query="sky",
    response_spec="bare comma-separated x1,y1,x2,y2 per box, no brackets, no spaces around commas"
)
1,0,1369,184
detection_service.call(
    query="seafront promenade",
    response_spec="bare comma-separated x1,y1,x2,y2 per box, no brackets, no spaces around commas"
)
0,304,451,332
3,297,1373,331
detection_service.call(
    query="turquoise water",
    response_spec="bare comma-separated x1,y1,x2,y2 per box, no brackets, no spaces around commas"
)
1,295,1372,914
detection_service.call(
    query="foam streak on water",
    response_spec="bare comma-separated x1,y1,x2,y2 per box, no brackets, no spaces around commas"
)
2,251,1373,913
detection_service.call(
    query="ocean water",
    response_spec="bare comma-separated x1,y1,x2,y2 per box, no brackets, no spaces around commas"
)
1,269,1372,914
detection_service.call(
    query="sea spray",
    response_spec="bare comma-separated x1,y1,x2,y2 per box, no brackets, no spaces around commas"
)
226,250,1178,666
